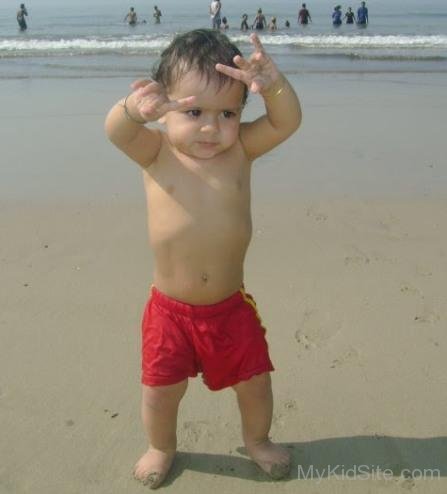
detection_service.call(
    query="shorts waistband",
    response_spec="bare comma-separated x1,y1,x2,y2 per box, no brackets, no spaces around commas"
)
150,286,245,318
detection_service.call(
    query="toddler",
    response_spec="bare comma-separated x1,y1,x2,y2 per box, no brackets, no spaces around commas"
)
105,29,301,488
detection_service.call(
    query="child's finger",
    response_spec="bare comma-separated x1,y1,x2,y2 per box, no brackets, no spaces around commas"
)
163,96,197,113
130,79,152,90
136,80,162,97
215,63,245,82
250,33,265,53
233,55,250,71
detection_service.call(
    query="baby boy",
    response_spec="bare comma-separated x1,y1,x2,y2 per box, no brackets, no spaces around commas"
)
105,29,301,488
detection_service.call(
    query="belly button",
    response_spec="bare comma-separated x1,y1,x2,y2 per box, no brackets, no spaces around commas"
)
201,273,208,283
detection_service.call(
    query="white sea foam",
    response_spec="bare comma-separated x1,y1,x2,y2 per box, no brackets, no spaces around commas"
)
1,34,447,57
235,34,447,48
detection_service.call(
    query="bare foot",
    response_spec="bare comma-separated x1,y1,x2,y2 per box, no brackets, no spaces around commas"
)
246,439,291,480
133,448,176,489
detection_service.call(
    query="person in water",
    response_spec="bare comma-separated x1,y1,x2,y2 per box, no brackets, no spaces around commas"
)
344,7,355,24
153,6,162,24
16,3,28,31
268,17,277,31
209,0,222,29
221,16,229,30
252,8,267,30
241,13,249,31
332,5,342,26
298,3,312,25
357,1,368,25
124,7,138,25
285,20,290,28
105,28,301,490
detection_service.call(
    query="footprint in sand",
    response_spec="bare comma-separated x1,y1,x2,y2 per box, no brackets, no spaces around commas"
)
330,347,360,368
415,265,433,277
295,309,342,352
305,205,328,222
344,245,397,266
397,476,416,490
344,245,370,266
377,215,409,240
284,399,297,410
414,307,440,324
400,284,423,297
180,420,213,446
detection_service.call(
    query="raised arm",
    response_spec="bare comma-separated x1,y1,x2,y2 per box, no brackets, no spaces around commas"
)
216,34,302,161
104,80,195,168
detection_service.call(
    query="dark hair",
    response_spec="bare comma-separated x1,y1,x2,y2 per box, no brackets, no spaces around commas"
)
152,29,248,104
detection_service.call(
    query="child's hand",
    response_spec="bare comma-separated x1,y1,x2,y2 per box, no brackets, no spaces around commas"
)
127,79,196,122
215,34,281,95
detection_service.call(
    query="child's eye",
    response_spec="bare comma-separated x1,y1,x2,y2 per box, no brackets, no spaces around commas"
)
223,110,236,119
186,109,201,118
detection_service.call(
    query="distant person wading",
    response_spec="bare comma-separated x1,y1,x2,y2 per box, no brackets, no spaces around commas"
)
124,7,138,25
357,1,368,25
252,8,267,30
16,3,28,31
209,0,222,29
344,7,355,24
153,5,162,24
298,3,312,25
332,5,342,26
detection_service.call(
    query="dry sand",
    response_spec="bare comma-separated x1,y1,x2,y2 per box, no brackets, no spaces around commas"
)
1,73,446,493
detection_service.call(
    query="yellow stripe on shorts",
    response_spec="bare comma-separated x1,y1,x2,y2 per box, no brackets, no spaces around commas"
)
240,288,267,332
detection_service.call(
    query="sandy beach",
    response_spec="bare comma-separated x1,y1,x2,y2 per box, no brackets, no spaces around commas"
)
1,73,446,493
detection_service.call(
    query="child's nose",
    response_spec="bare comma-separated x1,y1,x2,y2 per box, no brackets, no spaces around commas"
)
200,116,219,134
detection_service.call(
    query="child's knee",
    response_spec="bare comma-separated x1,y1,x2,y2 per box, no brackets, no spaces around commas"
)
142,380,188,410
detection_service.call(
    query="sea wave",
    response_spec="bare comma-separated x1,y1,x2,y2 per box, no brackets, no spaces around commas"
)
1,34,447,57
236,34,447,48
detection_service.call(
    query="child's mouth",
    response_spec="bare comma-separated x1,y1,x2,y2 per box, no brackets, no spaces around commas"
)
197,142,218,148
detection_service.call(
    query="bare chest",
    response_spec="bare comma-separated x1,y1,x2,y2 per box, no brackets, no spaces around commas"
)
144,140,252,221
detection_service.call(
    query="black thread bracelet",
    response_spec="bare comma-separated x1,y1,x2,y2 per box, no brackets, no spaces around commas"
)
122,93,146,124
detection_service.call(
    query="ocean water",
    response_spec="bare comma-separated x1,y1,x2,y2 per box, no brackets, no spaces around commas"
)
1,0,447,78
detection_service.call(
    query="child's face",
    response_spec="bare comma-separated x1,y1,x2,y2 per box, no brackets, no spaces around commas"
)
163,70,245,160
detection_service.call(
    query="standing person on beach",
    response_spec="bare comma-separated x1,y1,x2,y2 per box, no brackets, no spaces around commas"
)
153,6,162,23
252,8,267,30
298,3,312,25
124,7,138,25
105,28,301,489
357,1,368,25
16,3,28,31
209,0,222,29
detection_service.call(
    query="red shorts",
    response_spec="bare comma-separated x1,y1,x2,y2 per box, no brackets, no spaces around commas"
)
141,286,274,391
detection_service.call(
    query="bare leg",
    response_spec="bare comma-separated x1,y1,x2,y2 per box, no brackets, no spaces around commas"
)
134,379,188,489
232,372,290,479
